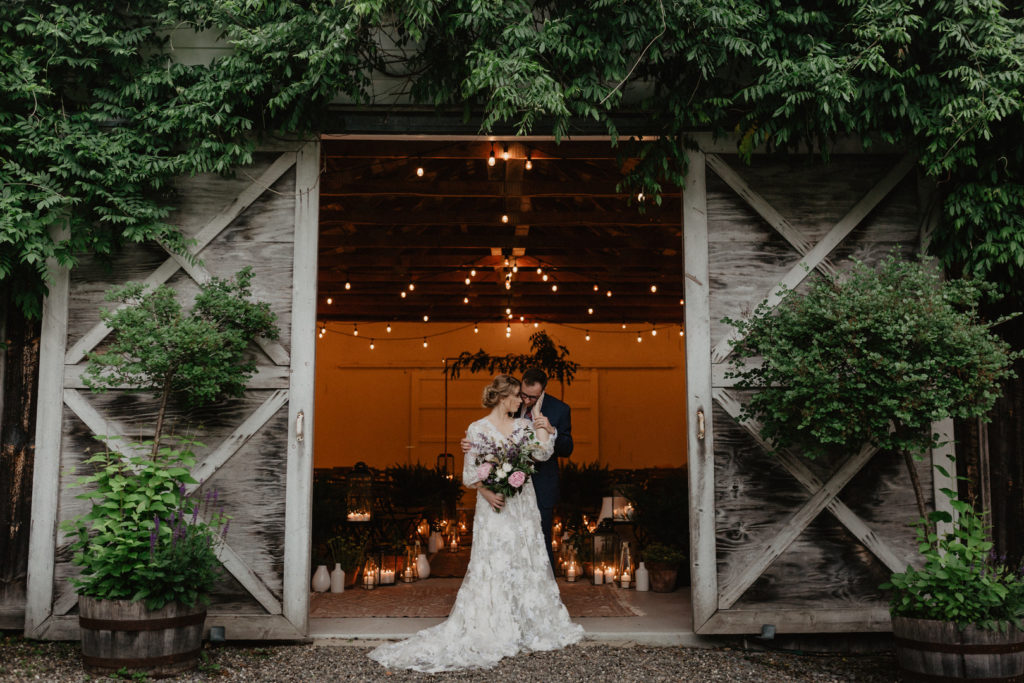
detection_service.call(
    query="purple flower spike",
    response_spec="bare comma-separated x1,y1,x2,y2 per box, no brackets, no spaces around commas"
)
180,483,186,497
149,529,157,556
191,502,199,525
221,520,230,540
153,515,160,536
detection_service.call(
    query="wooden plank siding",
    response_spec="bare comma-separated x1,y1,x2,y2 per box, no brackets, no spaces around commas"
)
686,147,948,634
25,143,318,640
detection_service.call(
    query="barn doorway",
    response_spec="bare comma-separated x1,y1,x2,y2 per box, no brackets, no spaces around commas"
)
308,138,690,637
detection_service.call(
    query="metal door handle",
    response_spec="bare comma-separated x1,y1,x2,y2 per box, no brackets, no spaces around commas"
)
697,410,705,440
296,410,305,442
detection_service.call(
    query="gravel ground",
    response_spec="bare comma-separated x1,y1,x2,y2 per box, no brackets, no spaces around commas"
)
0,635,901,682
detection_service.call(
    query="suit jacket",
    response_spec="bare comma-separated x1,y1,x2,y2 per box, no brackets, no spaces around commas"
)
521,393,573,510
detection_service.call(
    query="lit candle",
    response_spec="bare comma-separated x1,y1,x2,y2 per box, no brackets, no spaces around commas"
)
593,567,603,585
380,569,395,585
403,567,412,581
621,571,631,589
363,571,374,589
566,564,577,582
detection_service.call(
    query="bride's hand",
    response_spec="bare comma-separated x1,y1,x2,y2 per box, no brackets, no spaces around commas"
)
479,488,505,512
533,415,552,433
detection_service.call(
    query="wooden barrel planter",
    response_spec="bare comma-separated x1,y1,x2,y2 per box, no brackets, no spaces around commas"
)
892,616,1024,681
78,596,206,677
646,562,679,593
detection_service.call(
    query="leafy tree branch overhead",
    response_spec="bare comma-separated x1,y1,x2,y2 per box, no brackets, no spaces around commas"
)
3,1,1024,316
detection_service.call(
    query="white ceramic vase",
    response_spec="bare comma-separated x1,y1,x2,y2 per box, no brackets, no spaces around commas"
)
428,531,443,554
416,552,431,579
635,561,650,592
330,563,345,593
311,564,330,592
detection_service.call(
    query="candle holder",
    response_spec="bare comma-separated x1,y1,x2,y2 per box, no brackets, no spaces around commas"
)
346,462,374,523
401,544,419,582
361,558,378,590
374,546,399,586
447,531,461,553
617,541,634,589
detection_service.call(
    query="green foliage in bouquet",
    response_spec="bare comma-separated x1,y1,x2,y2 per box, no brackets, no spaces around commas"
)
883,489,1024,631
62,437,228,610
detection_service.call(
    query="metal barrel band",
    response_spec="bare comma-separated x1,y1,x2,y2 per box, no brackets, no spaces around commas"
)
894,635,1024,655
79,611,206,632
81,647,202,669
898,669,1024,683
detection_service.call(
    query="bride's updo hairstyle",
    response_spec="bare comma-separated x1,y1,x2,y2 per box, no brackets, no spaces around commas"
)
482,374,521,408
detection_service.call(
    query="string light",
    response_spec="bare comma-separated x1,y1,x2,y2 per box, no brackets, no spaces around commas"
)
537,267,543,275
551,284,558,292
533,322,539,328
505,324,511,337
474,323,479,333
423,338,428,348
353,324,359,336
408,283,415,291
519,315,525,322
506,307,512,314
585,331,591,341
636,334,643,343
542,273,549,282
465,277,471,285
488,143,496,167
463,296,469,304
423,315,429,322
679,298,685,305
502,143,510,161
607,290,613,297
470,269,477,277
400,291,406,298
525,153,533,170
369,338,375,350
512,260,518,274
621,322,627,329
508,312,514,319
588,307,594,315
416,164,424,177
345,281,351,290
593,284,599,291
501,214,509,224
637,191,645,202
650,284,658,293
505,281,511,290
651,327,658,336
326,297,333,305
680,327,685,336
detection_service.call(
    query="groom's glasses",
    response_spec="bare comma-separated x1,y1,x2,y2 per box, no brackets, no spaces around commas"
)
519,391,541,402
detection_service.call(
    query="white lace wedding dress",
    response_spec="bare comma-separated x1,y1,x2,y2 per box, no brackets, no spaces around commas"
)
368,417,584,673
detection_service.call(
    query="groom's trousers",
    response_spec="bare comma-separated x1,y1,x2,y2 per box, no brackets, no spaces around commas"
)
539,505,556,571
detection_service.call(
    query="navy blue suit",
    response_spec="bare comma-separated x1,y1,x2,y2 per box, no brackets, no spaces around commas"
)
522,393,573,570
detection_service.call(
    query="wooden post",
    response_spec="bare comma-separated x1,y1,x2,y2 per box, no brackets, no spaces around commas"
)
683,146,717,631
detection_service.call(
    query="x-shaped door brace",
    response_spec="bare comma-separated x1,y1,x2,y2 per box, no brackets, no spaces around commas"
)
54,151,300,618
708,153,917,610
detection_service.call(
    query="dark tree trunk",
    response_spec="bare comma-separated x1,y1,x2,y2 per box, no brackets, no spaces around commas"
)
0,292,41,608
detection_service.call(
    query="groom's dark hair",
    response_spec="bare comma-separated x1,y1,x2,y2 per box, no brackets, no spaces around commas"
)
521,368,548,388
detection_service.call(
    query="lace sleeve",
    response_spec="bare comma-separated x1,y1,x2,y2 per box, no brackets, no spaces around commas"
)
462,422,482,486
525,420,556,462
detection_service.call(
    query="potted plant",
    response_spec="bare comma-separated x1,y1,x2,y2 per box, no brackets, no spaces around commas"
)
725,253,1019,678
642,542,687,593
882,491,1024,679
622,468,689,586
328,531,368,588
62,268,278,677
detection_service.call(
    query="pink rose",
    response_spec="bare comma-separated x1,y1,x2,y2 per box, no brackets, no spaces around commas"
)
508,470,527,488
477,463,493,481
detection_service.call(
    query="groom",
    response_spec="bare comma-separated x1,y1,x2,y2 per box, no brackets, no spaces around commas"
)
517,368,574,570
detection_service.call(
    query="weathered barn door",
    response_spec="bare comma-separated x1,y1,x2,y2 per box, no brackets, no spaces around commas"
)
25,141,320,639
683,136,956,634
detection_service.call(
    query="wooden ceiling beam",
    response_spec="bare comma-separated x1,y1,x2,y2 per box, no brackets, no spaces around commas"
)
321,140,634,160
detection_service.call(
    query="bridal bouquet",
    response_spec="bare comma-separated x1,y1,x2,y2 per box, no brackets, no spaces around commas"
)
470,426,544,511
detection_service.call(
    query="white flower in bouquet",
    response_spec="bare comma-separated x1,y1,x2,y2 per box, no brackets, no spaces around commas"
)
502,463,512,473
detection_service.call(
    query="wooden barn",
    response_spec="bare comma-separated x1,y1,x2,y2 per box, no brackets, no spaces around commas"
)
1,127,957,641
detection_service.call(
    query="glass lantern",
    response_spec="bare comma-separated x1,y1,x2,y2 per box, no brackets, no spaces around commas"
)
436,452,455,480
591,519,619,584
375,545,400,586
346,462,374,523
361,557,378,590
401,544,419,582
447,529,461,553
563,545,580,583
617,541,634,588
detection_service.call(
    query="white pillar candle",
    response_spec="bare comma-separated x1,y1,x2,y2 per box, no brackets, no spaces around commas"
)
593,567,603,585
621,572,631,589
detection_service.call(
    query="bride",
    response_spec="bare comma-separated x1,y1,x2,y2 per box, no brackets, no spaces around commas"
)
368,374,584,672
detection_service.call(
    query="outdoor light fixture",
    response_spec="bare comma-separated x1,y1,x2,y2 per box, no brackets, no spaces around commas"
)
488,143,496,166
345,281,351,290
423,315,429,322
400,291,406,298
386,323,392,333
423,338,428,348
588,307,594,315
525,153,533,170
465,277,471,285
470,269,477,277
502,144,510,161
408,283,415,291
501,214,509,223
326,297,333,305
463,297,469,304
585,331,591,341
369,339,375,350
353,324,358,336
650,284,657,293
651,327,657,336
474,323,479,333
551,284,558,292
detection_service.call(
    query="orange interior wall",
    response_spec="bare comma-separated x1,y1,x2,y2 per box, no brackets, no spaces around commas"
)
313,322,687,471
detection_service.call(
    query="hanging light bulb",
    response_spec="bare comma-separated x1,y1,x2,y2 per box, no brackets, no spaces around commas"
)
465,277,471,285
345,281,351,291
650,284,658,293
488,143,496,167
537,267,543,275
501,143,510,161
423,315,429,322
588,307,594,315
637,191,645,202
651,327,658,336
506,307,512,315
551,284,558,292
533,322,539,328
474,323,479,334
621,322,627,329
525,153,533,170
585,331,591,341
326,297,333,305
400,291,407,298
637,334,643,343
416,165,424,177
369,338,375,350
505,324,511,337
519,315,525,322
463,296,469,304
470,269,477,277
501,214,509,224
606,290,613,298
423,338,428,348
512,260,518,274
542,273,549,282
593,284,600,291
353,324,359,336
408,283,415,291
505,281,511,290
680,327,685,336
504,256,510,266
386,323,392,333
